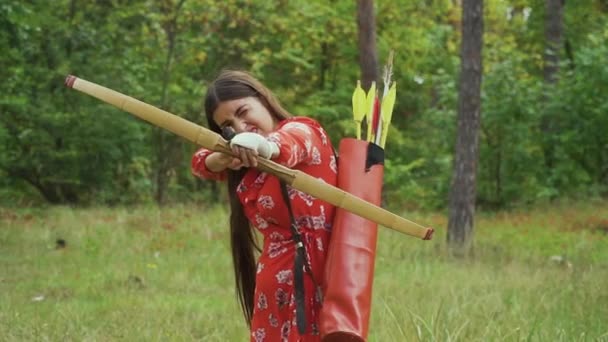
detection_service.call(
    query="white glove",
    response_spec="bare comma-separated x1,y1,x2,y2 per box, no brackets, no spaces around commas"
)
230,132,279,159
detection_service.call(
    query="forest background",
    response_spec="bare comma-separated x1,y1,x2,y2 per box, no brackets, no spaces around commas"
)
2,1,608,340
2,0,607,210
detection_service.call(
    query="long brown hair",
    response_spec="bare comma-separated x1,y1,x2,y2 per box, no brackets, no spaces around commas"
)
203,70,291,325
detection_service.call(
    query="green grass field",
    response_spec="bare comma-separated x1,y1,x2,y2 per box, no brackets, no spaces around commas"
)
1,201,607,341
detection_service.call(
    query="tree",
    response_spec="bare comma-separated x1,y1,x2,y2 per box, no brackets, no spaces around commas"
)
357,0,378,90
540,0,564,173
151,0,187,205
544,0,564,85
447,0,483,256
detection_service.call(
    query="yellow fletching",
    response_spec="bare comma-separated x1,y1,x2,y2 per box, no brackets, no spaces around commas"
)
352,80,367,139
366,82,376,142
380,82,397,147
352,81,366,121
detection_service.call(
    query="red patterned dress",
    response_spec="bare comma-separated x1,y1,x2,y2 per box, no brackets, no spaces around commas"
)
192,117,337,341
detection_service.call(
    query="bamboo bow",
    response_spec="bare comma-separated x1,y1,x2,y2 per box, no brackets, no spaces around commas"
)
65,75,433,240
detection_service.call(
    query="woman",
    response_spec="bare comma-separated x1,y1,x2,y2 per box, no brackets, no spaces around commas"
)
191,70,337,341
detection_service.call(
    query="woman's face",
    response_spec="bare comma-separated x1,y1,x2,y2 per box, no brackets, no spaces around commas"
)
212,97,278,136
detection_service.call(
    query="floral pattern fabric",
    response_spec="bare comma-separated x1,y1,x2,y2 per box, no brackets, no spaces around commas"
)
192,117,337,341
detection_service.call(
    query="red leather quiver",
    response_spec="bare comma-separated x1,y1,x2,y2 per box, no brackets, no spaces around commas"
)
320,138,384,342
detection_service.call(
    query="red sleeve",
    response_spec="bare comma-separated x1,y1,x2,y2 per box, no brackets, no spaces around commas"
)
191,148,227,181
266,117,330,168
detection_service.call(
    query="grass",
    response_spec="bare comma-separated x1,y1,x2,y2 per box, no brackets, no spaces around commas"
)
1,201,607,341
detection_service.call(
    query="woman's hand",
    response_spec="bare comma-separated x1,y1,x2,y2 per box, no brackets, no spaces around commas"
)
205,152,244,172
205,133,279,171
231,144,260,168
229,132,279,165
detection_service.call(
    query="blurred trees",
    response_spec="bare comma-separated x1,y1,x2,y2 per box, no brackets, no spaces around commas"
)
0,0,606,209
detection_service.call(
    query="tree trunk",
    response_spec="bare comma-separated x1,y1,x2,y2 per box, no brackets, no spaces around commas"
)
544,0,564,85
541,0,564,172
357,0,378,91
447,0,483,257
153,0,186,205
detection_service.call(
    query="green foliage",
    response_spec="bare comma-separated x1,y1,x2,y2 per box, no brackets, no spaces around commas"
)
478,56,546,207
547,31,608,195
0,0,606,208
